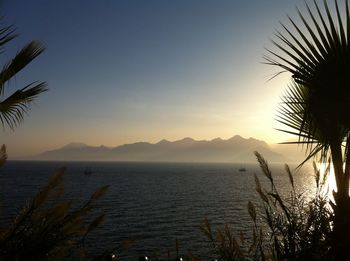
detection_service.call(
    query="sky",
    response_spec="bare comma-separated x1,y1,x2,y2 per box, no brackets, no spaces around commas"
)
1,0,310,158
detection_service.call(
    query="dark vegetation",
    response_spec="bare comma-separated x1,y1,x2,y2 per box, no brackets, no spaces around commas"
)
0,21,47,129
0,148,109,260
201,152,332,261
2,0,350,259
0,21,111,260
265,0,350,258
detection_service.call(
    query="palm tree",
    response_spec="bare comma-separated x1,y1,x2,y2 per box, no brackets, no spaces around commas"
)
265,0,350,258
0,22,47,130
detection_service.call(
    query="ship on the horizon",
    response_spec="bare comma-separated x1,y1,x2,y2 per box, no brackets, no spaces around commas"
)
84,167,94,175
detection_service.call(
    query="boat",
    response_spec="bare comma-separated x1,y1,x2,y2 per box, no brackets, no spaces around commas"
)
238,167,247,172
84,167,94,175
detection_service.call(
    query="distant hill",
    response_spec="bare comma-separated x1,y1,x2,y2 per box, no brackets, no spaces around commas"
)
32,135,288,163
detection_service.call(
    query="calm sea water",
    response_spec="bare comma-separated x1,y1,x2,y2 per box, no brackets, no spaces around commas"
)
0,161,315,259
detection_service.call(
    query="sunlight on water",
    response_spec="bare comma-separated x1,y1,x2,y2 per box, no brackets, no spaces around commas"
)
316,162,337,200
0,161,340,258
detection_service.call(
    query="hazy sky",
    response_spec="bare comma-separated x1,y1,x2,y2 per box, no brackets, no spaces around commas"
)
1,0,309,158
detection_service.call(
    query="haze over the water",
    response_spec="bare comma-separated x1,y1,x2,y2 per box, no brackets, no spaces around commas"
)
2,0,308,158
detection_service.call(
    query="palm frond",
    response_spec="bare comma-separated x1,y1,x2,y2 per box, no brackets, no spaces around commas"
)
0,41,45,92
0,24,17,52
0,82,47,129
266,0,350,85
267,0,350,164
0,21,47,130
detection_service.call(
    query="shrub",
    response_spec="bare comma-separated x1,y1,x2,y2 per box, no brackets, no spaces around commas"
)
0,147,109,261
201,152,333,261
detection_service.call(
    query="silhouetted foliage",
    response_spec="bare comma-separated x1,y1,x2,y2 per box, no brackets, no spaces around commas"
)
0,148,109,260
201,153,332,260
0,19,114,261
265,0,350,258
0,21,47,129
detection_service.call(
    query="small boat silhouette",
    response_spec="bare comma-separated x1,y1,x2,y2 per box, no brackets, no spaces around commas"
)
84,167,94,175
238,167,247,172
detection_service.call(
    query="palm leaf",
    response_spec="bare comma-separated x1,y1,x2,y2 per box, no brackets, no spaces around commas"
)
0,24,17,52
0,41,45,89
0,82,47,129
0,22,47,130
266,0,350,164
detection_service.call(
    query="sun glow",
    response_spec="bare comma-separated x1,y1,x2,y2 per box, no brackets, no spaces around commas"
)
316,162,337,199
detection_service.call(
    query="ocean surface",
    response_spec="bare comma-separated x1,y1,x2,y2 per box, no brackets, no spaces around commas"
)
0,161,317,259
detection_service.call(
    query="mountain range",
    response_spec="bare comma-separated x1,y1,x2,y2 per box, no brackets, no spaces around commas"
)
33,135,295,163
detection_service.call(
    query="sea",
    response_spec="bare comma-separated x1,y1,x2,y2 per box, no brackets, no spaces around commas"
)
0,161,318,260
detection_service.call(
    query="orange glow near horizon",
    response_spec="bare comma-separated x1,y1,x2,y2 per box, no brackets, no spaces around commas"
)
2,1,312,159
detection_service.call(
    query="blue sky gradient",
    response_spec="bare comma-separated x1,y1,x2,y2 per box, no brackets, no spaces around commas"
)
1,0,309,157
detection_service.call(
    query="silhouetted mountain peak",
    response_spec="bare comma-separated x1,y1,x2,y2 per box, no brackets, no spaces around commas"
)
157,139,171,145
229,135,244,141
177,137,195,143
34,135,287,162
118,141,151,148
